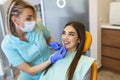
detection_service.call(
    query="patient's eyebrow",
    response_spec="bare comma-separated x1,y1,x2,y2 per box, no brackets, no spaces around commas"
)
69,32,76,34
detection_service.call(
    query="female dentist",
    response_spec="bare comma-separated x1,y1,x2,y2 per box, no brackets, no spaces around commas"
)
1,0,67,80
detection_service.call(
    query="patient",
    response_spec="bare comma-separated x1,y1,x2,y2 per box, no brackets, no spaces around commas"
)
39,21,95,80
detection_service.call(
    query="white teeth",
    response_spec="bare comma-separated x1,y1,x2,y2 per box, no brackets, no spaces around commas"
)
63,40,70,44
64,42,69,44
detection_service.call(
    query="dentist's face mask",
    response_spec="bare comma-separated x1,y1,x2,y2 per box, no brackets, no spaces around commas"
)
16,19,35,32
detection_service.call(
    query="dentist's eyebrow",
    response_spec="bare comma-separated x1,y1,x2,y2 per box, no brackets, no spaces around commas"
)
27,15,33,17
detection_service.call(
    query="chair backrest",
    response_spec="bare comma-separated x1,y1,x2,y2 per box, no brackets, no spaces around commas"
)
83,31,97,80
83,31,92,52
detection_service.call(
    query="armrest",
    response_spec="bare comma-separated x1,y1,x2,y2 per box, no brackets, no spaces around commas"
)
90,61,97,80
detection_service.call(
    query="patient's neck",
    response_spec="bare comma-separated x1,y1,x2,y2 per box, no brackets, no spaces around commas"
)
67,48,76,53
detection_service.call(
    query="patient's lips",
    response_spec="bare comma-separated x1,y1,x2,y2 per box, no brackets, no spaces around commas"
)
63,40,70,46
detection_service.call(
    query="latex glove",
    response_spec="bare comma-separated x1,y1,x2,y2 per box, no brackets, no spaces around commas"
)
49,41,61,50
50,46,67,63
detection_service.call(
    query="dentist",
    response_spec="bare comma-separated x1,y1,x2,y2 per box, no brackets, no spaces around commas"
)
1,0,67,80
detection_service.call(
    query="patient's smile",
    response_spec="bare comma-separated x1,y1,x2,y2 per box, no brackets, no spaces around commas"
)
63,40,70,45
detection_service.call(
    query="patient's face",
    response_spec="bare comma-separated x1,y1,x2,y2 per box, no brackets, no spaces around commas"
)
62,25,79,52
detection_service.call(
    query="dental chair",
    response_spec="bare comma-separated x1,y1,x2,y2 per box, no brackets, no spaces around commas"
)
83,31,98,80
16,31,97,80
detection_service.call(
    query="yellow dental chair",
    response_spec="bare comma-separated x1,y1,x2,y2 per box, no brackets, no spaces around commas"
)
16,31,97,80
83,31,97,80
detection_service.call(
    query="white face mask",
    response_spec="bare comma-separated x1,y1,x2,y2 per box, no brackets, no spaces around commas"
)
20,21,35,32
16,19,35,32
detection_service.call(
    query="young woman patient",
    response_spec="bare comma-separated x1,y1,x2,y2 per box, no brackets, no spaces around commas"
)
39,21,96,80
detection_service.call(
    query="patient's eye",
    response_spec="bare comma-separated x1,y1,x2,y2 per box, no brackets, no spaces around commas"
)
69,33,74,36
69,32,75,36
62,31,65,35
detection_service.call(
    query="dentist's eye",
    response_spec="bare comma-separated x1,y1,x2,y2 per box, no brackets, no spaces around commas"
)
26,17,32,21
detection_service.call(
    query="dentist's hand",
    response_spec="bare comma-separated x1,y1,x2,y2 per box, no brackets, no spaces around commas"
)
50,46,67,63
49,41,61,50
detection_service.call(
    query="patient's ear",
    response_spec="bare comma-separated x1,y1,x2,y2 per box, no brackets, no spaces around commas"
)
78,39,80,43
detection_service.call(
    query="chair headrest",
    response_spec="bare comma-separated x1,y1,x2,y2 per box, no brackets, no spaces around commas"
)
83,31,92,52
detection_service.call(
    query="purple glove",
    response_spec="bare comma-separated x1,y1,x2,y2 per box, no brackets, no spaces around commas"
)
50,46,67,63
49,41,61,50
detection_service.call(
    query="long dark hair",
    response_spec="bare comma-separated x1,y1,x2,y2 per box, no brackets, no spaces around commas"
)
65,21,85,80
44,21,86,80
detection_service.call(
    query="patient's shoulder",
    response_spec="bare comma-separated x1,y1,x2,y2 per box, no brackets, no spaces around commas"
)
77,55,95,68
81,55,95,61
